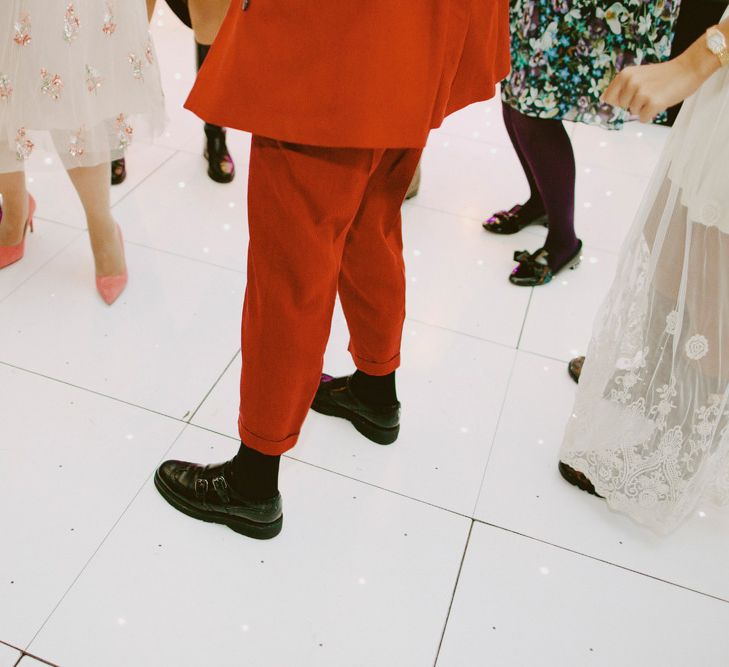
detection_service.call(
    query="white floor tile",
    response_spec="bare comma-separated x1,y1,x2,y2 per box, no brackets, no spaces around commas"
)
436,98,511,147
30,427,470,667
112,149,249,271
0,220,80,303
574,165,649,255
0,643,21,667
413,133,531,224
437,523,729,667
519,244,618,362
15,658,51,667
475,351,729,600
0,365,184,647
193,313,516,515
22,143,175,230
0,237,243,419
403,205,531,346
571,122,669,178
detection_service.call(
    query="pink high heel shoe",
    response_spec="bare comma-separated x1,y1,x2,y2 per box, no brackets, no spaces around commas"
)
0,194,36,270
95,224,128,305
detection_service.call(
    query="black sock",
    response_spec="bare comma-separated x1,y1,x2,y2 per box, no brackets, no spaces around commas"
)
230,441,280,500
350,370,398,407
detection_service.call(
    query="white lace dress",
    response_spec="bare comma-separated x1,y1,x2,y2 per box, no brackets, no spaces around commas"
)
560,34,729,533
0,1,165,172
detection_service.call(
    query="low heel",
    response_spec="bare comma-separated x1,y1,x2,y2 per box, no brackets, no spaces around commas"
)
227,515,283,540
353,416,400,446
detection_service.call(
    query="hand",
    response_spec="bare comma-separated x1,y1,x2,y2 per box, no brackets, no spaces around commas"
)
601,59,705,123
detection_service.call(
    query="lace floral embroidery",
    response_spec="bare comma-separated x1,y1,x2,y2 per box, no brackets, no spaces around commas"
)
13,13,32,46
128,53,144,80
85,66,103,94
102,2,117,36
68,128,86,158
115,113,134,150
15,128,34,161
685,335,709,361
0,75,13,102
63,4,81,44
40,69,64,100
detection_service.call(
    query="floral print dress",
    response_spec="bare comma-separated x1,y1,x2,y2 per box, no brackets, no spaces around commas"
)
502,0,681,128
0,1,165,172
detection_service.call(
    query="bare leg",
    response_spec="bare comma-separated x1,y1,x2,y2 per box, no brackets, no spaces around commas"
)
0,171,29,246
146,0,156,22
65,164,126,277
188,0,230,44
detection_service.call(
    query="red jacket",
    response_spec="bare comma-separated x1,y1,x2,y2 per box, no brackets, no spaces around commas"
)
185,1,510,149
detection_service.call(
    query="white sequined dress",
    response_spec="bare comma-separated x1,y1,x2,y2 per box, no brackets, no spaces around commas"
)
560,17,729,534
0,1,165,172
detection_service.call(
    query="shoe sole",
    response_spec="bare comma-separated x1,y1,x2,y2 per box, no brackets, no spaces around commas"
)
558,461,603,498
567,361,581,384
311,399,400,445
483,213,548,235
154,470,283,540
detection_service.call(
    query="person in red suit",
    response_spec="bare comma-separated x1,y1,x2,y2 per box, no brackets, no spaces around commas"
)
155,0,510,539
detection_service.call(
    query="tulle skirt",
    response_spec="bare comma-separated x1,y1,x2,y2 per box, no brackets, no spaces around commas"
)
560,57,729,533
0,0,165,172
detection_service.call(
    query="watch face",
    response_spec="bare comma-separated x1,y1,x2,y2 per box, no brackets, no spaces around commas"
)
708,32,726,54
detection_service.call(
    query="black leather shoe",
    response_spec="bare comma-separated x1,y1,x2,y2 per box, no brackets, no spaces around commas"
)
154,460,283,539
558,461,604,498
203,125,235,184
311,374,400,445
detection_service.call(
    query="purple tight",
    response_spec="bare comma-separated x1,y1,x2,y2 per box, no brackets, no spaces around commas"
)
502,103,579,267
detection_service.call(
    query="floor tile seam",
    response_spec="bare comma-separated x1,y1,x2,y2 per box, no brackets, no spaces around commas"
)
514,284,534,351
0,360,203,425
473,518,729,605
0,640,22,652
0,229,84,306
403,316,521,352
108,147,179,211
281,453,475,519
0,359,476,519
404,200,624,256
13,651,58,667
112,236,246,276
433,520,475,667
23,423,190,655
186,348,242,423
469,352,520,516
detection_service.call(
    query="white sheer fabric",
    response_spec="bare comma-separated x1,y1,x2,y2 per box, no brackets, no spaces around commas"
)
0,0,165,172
560,42,729,533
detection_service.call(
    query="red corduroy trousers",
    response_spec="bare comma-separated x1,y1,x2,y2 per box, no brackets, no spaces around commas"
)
238,136,422,455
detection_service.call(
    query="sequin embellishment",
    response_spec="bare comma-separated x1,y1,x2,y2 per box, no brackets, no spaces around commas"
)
40,69,64,100
102,2,117,35
15,128,34,161
85,65,103,94
145,38,155,65
115,114,134,150
63,4,81,44
69,128,86,158
128,53,144,80
0,75,13,102
13,13,32,46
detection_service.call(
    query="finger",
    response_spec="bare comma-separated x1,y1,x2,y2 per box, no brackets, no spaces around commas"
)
602,75,625,106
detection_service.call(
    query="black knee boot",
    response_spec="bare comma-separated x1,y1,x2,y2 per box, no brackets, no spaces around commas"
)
196,42,236,183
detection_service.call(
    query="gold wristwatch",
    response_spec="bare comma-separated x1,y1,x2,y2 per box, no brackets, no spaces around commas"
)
706,26,729,67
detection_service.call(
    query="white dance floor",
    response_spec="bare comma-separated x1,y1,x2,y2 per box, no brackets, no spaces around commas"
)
2,7,728,667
